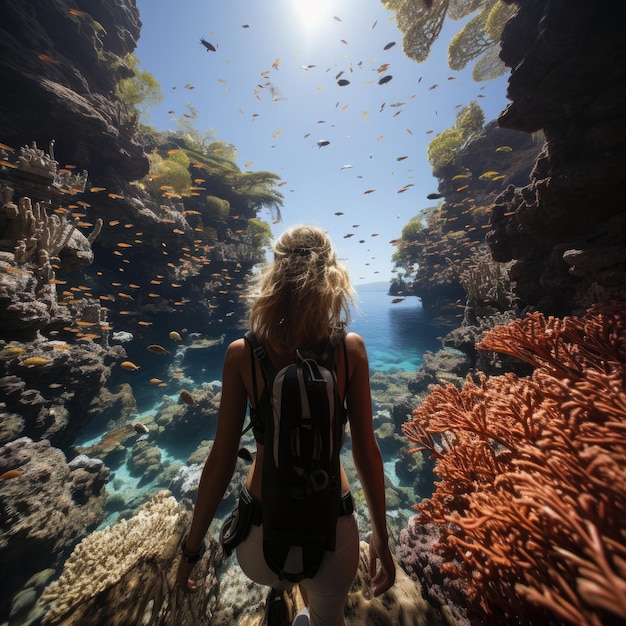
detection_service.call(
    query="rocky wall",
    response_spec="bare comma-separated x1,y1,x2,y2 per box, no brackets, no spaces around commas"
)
489,0,626,315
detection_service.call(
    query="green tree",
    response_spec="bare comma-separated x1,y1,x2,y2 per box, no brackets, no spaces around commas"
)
427,101,484,174
205,195,231,220
115,54,163,119
147,153,191,195
381,0,517,81
246,217,273,249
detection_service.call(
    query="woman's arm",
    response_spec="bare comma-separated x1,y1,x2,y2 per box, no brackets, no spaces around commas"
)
176,339,248,592
345,332,396,596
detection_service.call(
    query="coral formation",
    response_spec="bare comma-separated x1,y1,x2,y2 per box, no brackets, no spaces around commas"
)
41,491,224,626
401,300,626,625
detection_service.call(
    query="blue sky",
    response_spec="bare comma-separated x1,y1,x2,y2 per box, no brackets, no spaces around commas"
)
135,0,510,284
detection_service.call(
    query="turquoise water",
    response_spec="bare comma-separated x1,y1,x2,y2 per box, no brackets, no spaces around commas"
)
79,282,441,526
350,283,443,373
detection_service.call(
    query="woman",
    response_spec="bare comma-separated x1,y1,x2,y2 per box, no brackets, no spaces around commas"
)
177,225,395,625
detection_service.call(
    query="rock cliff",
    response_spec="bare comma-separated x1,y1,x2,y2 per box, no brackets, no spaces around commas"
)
0,0,148,181
490,0,626,315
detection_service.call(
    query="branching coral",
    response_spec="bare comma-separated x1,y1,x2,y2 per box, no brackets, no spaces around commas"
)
402,300,626,625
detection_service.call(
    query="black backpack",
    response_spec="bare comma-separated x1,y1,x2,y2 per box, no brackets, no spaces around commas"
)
243,330,347,582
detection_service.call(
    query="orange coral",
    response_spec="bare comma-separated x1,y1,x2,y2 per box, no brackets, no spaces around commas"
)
403,300,626,625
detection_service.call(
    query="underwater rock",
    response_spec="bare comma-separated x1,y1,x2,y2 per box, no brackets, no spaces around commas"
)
408,348,471,395
0,338,124,447
128,439,162,480
154,387,220,442
0,437,107,620
169,462,203,503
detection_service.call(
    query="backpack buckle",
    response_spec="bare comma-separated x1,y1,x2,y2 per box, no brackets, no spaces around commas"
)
253,345,266,361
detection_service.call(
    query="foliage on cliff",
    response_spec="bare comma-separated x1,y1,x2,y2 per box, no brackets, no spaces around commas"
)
427,102,485,176
381,0,517,80
391,113,536,316
403,300,626,625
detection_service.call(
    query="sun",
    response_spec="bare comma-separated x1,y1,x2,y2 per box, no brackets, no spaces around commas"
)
292,0,336,33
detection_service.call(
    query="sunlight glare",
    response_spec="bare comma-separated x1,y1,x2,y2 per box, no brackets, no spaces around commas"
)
293,0,335,32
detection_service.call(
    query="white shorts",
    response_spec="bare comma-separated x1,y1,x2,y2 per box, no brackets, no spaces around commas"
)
236,513,359,626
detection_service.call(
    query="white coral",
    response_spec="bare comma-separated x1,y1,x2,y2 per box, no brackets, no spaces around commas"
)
41,491,181,620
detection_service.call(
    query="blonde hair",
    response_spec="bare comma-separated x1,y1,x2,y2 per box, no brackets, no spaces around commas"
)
249,225,355,352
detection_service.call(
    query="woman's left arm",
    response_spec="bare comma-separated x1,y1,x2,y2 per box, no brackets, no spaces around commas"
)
176,339,249,592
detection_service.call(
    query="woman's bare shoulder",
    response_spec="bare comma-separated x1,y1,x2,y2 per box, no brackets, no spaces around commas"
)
344,332,368,361
224,337,249,363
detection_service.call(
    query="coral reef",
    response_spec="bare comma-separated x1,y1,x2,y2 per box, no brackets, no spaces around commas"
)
0,437,108,619
0,336,126,447
40,491,223,625
400,300,626,625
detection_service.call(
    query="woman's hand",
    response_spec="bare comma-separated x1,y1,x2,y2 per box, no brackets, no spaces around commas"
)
176,559,198,594
368,531,396,596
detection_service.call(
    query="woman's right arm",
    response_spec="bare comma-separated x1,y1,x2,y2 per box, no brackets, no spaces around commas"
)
345,332,396,596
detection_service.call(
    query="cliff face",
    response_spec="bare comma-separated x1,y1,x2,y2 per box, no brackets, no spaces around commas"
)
490,0,626,315
0,0,148,181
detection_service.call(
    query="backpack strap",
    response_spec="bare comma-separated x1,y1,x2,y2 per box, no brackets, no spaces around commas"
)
240,330,269,438
244,330,277,384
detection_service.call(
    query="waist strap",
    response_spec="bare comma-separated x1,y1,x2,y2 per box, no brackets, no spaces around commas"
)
249,491,354,527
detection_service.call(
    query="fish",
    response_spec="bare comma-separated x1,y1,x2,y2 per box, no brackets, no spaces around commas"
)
317,140,330,148
0,469,25,481
149,378,164,384
133,423,150,434
179,389,196,406
169,331,183,341
200,38,216,52
0,346,26,360
147,344,169,355
38,54,60,65
496,146,513,152
391,298,405,304
378,75,392,85
383,41,396,50
337,79,350,86
19,357,52,367
120,361,140,371
427,193,444,200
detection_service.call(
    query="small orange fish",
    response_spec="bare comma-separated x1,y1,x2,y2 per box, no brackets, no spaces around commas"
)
120,361,140,371
38,54,60,65
19,357,52,367
0,469,25,481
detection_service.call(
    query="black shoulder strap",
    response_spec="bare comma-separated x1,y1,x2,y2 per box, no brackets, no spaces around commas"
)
241,330,267,438
244,330,277,384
